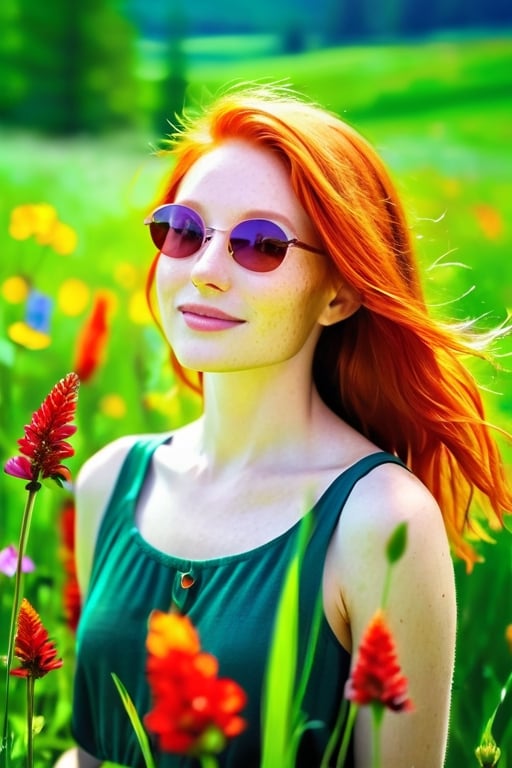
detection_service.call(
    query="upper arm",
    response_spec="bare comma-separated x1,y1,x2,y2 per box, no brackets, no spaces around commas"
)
74,435,139,597
334,464,456,767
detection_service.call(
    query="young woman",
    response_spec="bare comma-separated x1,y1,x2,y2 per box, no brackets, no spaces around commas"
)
56,86,511,768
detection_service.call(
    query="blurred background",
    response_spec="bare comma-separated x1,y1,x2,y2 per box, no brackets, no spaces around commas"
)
1,0,511,765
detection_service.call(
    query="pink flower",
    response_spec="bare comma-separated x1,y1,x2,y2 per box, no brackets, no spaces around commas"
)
0,545,35,577
4,372,79,485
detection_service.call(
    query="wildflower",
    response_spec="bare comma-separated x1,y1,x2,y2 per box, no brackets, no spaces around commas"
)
9,204,57,242
4,372,79,485
145,611,247,756
7,322,51,351
10,598,63,678
60,500,81,632
0,545,35,577
475,740,502,767
344,610,413,712
73,293,112,383
506,624,512,655
58,278,90,316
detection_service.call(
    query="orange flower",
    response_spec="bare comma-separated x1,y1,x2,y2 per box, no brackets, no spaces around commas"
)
10,598,63,678
145,611,247,756
73,293,111,383
4,373,79,485
345,610,413,712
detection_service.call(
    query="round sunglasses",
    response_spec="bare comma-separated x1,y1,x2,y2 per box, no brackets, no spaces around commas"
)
144,203,324,273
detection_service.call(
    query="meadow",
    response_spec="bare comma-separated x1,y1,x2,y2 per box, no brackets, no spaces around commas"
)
1,34,511,766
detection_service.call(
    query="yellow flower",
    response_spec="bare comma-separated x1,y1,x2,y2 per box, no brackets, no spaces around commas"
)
2,276,30,304
49,221,78,255
100,394,127,419
9,204,57,242
475,741,501,767
58,279,90,316
506,624,512,654
8,322,51,350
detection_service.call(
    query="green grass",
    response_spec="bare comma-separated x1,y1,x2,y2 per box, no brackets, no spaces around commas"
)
1,33,511,767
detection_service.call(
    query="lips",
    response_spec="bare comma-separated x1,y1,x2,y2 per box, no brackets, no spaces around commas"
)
178,303,246,331
178,303,245,323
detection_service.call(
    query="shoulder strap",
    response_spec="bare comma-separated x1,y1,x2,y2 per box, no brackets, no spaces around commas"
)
302,452,408,590
92,434,171,546
114,434,172,505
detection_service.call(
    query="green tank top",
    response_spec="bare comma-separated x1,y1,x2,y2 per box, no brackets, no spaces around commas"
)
72,437,405,767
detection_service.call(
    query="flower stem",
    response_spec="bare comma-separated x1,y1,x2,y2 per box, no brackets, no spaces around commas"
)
199,757,219,768
26,676,35,768
336,702,358,768
1,485,39,762
371,705,384,768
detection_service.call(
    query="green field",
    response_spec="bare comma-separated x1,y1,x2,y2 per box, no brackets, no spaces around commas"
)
1,34,511,767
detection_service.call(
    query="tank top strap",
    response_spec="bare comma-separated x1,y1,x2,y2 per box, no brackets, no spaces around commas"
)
315,451,408,533
113,434,172,508
300,452,408,607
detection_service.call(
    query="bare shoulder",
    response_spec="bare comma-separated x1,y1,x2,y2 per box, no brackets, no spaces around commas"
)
76,434,142,500
74,432,168,595
329,459,455,639
340,459,446,547
327,460,457,766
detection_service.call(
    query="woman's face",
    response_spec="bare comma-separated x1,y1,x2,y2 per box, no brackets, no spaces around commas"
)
155,139,340,375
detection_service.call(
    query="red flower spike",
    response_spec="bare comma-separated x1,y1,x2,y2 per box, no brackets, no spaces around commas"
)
344,610,414,713
73,293,112,383
60,500,81,632
145,611,247,756
4,372,79,484
10,598,63,678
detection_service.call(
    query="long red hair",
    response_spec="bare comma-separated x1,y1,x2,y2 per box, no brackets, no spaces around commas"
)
146,85,511,569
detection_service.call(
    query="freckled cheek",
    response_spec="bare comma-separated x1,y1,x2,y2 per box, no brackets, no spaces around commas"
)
254,284,323,348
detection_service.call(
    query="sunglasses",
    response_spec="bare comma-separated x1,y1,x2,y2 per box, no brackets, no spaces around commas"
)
144,203,324,273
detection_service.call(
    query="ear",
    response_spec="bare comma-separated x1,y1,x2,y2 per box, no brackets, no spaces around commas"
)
318,282,361,327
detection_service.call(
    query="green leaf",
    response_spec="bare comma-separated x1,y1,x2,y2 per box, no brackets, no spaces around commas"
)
260,512,314,768
111,673,156,768
480,671,512,742
386,522,408,564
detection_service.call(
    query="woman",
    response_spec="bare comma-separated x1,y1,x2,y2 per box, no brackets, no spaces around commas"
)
56,85,511,767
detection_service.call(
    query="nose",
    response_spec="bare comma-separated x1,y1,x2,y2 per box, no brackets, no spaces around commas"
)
190,231,232,292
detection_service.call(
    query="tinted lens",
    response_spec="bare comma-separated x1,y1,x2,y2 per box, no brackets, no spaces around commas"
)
230,219,289,272
149,204,205,258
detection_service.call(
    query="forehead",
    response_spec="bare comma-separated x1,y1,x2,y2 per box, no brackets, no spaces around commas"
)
174,140,312,232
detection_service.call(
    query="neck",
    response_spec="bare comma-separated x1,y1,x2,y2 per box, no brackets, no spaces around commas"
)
195,363,329,473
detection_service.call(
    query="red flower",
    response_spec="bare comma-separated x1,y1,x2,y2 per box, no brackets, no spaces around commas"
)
145,611,247,756
4,372,79,484
60,499,81,632
344,610,414,712
10,598,63,678
73,292,111,383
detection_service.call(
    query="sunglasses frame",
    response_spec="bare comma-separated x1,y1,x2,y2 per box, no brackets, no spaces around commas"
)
144,203,325,272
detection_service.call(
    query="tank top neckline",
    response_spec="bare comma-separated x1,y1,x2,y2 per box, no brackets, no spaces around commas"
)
124,437,397,571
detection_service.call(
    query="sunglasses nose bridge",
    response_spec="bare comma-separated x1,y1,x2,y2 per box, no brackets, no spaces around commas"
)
190,226,233,290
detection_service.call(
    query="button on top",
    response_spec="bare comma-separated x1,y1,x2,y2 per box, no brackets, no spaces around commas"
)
180,572,195,589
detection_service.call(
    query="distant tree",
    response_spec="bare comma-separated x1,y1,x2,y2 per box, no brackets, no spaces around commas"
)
323,0,367,43
153,1,188,143
1,0,137,134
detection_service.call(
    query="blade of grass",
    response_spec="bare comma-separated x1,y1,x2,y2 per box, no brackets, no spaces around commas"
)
111,673,156,768
260,512,313,768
